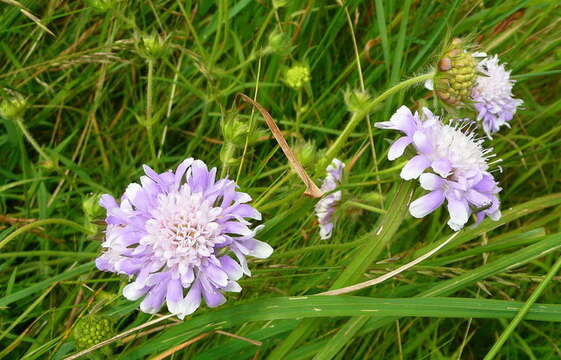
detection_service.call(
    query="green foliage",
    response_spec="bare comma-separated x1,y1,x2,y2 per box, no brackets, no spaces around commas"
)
1,1,561,359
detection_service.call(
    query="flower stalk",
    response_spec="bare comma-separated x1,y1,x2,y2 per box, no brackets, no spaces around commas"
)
323,72,435,166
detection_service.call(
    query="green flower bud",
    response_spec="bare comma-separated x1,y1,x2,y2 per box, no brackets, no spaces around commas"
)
0,94,27,120
283,64,311,90
86,0,117,12
136,33,168,60
272,0,288,9
344,89,371,114
221,114,250,146
72,315,115,350
433,38,477,105
83,194,104,220
294,141,317,169
266,29,293,57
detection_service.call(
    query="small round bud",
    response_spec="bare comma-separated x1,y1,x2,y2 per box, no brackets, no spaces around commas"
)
266,29,292,57
272,0,288,8
344,89,371,114
86,0,117,12
283,64,311,90
221,114,249,146
72,315,115,350
136,33,168,60
294,141,317,169
0,94,27,120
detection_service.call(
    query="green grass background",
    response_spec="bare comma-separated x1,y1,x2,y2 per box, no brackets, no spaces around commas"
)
1,0,561,359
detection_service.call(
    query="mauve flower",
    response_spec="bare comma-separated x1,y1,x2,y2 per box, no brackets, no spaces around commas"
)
472,55,523,137
376,106,501,231
96,158,273,319
314,159,345,239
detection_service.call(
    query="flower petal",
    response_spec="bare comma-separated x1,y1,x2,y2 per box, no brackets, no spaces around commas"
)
409,190,445,218
400,155,430,180
419,173,444,191
388,136,412,161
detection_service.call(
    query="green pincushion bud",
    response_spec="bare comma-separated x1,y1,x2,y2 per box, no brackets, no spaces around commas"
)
284,64,311,90
266,29,293,57
344,89,371,114
72,315,115,350
294,141,317,169
221,114,250,146
136,33,168,60
433,38,477,105
86,0,117,12
0,94,27,120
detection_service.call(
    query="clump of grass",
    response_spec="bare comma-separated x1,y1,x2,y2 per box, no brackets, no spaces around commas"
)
1,1,561,359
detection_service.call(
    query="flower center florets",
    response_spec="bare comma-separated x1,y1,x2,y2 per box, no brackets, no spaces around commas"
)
144,184,225,268
429,123,488,177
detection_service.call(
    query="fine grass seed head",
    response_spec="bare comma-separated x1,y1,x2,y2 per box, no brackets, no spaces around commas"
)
433,38,478,105
72,315,115,350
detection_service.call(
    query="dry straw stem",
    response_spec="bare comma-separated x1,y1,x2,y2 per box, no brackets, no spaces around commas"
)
237,93,323,198
1,0,55,36
320,232,460,296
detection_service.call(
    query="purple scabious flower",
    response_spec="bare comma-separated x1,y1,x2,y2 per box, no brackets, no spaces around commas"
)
375,106,502,231
96,158,273,319
314,159,345,239
472,55,523,137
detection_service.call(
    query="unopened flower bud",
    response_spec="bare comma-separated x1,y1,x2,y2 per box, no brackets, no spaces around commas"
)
432,38,477,105
72,315,115,350
137,33,168,60
87,0,117,12
0,94,27,120
284,64,311,90
266,29,293,57
294,141,317,169
272,0,288,9
221,114,249,146
344,89,371,114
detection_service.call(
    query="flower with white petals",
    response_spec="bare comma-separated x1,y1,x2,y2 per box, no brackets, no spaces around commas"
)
314,159,345,239
472,55,523,137
376,106,502,231
96,158,273,319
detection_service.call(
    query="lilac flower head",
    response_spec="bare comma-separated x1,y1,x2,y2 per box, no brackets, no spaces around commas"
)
472,55,523,137
314,159,345,239
376,106,502,231
96,158,273,319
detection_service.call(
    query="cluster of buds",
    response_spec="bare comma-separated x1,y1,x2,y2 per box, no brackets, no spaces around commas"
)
284,64,311,90
72,315,115,350
433,38,477,105
220,113,266,172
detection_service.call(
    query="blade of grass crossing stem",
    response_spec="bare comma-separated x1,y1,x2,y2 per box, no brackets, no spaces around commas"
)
123,296,561,359
267,182,413,360
483,255,561,360
312,231,561,359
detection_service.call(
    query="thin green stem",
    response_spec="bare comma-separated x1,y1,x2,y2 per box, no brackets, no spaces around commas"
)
323,72,434,165
146,59,157,160
345,200,386,214
15,117,55,166
0,219,93,251
483,255,561,360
